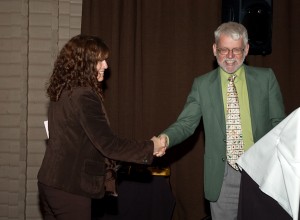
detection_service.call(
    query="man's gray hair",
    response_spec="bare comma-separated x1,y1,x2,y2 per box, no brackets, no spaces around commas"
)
214,22,248,47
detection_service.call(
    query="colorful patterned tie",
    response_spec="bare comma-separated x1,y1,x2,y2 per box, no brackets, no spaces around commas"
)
226,74,244,170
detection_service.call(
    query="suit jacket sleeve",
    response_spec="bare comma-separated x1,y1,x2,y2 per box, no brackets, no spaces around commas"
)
72,88,154,165
162,78,203,147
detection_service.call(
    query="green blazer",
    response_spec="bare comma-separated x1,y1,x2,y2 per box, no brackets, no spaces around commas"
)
163,65,285,201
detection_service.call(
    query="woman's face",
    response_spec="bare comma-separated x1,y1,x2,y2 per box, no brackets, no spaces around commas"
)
96,60,108,82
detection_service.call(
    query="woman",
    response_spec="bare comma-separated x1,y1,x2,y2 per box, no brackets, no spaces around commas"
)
37,35,165,220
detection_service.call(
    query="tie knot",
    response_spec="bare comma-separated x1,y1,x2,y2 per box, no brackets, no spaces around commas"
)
228,74,237,83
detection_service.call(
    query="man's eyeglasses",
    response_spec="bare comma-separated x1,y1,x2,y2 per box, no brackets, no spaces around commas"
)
217,48,244,55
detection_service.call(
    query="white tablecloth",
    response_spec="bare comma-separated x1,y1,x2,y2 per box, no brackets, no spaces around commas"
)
237,107,300,220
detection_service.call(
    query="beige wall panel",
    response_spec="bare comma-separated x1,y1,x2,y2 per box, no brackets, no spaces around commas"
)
0,0,83,219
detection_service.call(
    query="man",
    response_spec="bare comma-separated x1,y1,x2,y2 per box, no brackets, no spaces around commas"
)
159,22,285,219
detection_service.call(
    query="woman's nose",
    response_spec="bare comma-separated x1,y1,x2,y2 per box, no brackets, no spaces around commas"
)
103,60,108,69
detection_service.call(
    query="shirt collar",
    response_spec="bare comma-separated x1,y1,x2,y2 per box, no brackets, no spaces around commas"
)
220,65,245,83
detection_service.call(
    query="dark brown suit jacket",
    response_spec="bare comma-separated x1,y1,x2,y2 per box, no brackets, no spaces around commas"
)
38,87,154,198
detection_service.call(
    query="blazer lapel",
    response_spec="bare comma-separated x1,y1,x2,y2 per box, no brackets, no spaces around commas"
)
244,66,259,139
208,68,226,136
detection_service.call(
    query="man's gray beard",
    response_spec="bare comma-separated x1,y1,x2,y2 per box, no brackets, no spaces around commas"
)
217,55,246,74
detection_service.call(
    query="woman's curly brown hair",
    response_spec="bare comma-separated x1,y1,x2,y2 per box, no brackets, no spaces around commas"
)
47,35,109,101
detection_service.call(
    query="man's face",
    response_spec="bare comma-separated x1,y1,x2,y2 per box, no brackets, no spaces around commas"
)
213,34,249,74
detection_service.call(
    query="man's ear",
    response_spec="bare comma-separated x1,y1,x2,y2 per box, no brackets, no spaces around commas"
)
213,43,217,56
244,43,250,56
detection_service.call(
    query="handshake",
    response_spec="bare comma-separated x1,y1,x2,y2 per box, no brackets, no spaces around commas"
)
151,134,168,157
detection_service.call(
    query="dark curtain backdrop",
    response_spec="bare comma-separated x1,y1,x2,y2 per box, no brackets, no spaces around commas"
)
81,0,300,219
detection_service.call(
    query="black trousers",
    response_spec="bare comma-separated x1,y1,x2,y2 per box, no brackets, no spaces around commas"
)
237,170,292,220
38,182,91,220
92,176,175,220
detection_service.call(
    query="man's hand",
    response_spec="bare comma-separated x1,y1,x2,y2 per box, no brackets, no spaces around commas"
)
151,136,167,157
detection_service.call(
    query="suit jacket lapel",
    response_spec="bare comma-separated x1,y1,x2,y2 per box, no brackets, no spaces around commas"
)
208,68,226,136
244,65,259,140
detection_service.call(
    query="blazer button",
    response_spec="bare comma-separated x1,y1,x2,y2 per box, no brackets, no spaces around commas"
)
223,139,227,142
222,158,225,162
